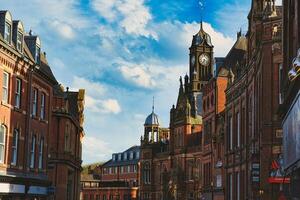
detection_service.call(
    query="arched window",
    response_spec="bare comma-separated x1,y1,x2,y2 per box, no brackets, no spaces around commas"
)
0,125,6,163
38,137,44,169
143,162,151,184
11,129,19,165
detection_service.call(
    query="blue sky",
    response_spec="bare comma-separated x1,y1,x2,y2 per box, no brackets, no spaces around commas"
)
2,0,255,164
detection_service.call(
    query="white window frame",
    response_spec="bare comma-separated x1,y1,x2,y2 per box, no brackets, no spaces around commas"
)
38,137,44,169
11,129,18,165
4,22,11,44
16,31,23,52
0,125,6,163
30,135,36,168
32,89,38,116
2,72,9,103
40,93,45,120
15,78,21,108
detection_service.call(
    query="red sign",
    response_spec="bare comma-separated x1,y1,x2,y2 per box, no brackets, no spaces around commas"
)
268,177,290,184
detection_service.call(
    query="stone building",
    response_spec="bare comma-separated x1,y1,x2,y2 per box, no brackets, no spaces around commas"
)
81,146,140,200
0,10,85,200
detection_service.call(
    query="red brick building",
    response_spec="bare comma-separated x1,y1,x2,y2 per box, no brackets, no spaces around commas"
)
81,146,140,200
202,65,228,200
0,10,85,199
224,1,285,199
48,88,85,200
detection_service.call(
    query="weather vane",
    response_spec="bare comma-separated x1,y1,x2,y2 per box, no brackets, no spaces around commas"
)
199,0,205,24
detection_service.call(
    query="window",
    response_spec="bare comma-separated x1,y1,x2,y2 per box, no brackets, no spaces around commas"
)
2,72,9,103
133,164,137,172
64,123,70,152
228,173,233,200
228,116,233,150
130,151,133,160
38,137,44,169
118,153,122,161
11,129,18,165
236,172,240,200
40,93,45,119
121,166,124,173
32,89,38,116
109,195,113,200
136,151,140,159
35,45,41,63
0,125,6,163
128,165,131,173
143,162,151,184
112,154,116,161
4,22,11,43
30,135,36,168
15,78,21,108
96,195,100,200
279,63,283,104
103,195,107,200
17,31,23,52
237,112,241,147
123,152,127,160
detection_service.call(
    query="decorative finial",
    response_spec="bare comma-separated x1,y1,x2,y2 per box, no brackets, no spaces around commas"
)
199,0,205,29
152,96,155,112
29,29,33,36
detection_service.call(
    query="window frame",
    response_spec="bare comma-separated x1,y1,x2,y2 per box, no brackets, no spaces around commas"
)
11,129,19,165
30,135,36,168
16,31,23,52
32,88,38,117
4,22,11,44
2,72,9,103
40,92,46,120
38,137,44,169
15,78,22,108
0,125,6,163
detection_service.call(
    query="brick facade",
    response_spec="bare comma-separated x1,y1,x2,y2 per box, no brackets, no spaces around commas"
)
0,10,85,200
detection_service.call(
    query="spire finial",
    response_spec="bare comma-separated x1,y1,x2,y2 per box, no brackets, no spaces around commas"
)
152,96,155,113
199,0,205,29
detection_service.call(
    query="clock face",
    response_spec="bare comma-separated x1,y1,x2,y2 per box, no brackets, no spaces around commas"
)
199,54,210,66
191,55,195,66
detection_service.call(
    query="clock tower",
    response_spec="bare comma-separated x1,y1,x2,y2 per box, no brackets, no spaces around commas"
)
189,22,214,92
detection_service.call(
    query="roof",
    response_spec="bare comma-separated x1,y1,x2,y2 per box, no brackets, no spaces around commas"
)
192,22,213,47
144,111,160,126
103,146,140,167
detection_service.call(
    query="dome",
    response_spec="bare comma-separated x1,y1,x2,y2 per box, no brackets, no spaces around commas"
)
192,22,212,47
144,111,160,126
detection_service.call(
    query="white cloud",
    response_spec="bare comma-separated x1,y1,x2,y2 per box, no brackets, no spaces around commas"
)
85,96,121,114
119,64,156,88
50,20,75,40
83,136,113,163
72,76,106,97
92,0,157,39
71,77,121,114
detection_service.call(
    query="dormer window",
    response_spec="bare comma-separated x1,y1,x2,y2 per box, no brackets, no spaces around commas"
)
4,22,11,44
130,152,134,160
17,31,23,51
118,153,122,161
124,152,127,160
35,45,41,63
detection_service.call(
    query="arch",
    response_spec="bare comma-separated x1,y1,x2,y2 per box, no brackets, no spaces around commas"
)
0,124,7,163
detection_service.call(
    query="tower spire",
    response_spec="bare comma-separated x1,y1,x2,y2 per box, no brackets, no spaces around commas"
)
152,96,155,113
199,0,205,29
